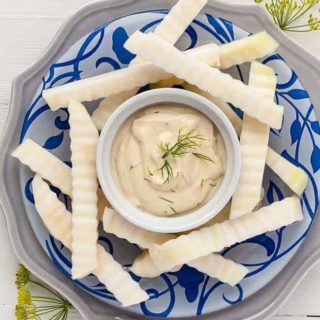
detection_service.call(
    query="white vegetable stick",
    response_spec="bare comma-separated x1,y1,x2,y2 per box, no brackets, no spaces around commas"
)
149,197,303,272
32,175,148,306
43,63,168,110
131,251,248,286
132,0,207,65
125,32,283,129
188,254,248,286
69,100,99,279
152,0,207,45
183,83,242,136
266,147,308,196
230,62,276,219
43,44,220,111
103,208,175,249
219,31,279,69
12,139,72,197
33,174,72,248
94,245,148,306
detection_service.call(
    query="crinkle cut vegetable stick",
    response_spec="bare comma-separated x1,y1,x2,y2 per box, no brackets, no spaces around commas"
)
230,62,277,219
68,100,99,279
131,250,248,286
148,197,303,272
125,31,283,129
266,147,309,196
219,31,279,69
43,43,220,111
12,139,72,197
32,175,149,306
103,208,175,249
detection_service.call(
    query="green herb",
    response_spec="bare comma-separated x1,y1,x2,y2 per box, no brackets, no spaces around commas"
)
200,179,205,188
129,163,141,171
170,206,178,214
158,196,174,204
192,152,215,164
157,128,212,183
144,178,151,183
157,159,174,184
15,264,73,320
159,128,206,159
209,182,217,187
154,111,160,114
255,0,320,32
170,189,176,193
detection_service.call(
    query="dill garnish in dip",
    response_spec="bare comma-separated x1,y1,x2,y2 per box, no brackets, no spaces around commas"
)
112,104,226,216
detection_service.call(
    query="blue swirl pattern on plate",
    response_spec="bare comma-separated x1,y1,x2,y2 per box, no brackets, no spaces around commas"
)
18,10,320,318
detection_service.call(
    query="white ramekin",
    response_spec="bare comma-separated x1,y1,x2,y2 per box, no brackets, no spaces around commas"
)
97,88,241,233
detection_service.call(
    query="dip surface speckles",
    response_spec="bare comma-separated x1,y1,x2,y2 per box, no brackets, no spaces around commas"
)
112,104,226,216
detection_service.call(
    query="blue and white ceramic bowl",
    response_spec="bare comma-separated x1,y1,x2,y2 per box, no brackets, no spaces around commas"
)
14,7,320,319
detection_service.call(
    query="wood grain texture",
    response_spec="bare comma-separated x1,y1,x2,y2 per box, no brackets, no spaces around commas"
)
0,0,320,319
0,17,64,104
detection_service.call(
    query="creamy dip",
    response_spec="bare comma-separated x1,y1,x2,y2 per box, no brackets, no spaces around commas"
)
112,104,226,216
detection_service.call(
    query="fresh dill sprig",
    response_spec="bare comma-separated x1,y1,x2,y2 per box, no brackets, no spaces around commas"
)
15,264,73,320
158,196,174,203
170,206,178,214
159,128,206,159
255,0,320,32
192,152,215,163
158,159,174,184
157,128,213,183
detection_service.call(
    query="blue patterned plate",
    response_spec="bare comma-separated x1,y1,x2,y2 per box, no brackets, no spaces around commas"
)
18,10,320,318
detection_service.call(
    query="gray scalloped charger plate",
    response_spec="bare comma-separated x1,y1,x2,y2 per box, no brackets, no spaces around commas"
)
1,0,320,319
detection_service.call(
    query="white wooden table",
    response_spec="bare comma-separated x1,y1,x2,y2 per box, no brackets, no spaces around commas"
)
1,0,320,319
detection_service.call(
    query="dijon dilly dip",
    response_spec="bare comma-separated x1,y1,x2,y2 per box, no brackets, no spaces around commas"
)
112,104,226,216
